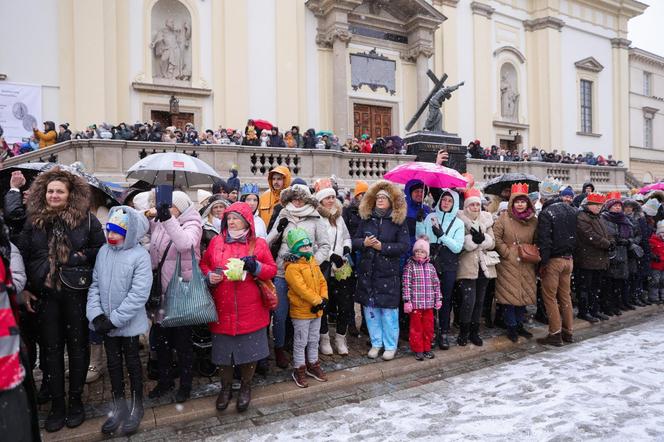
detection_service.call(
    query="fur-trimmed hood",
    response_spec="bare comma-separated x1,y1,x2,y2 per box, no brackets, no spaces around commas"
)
457,209,494,230
27,167,91,229
279,185,319,209
358,180,406,224
317,199,343,225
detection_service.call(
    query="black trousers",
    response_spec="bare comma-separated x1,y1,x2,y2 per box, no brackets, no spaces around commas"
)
104,335,143,397
601,278,624,313
458,274,489,324
321,276,354,336
37,289,89,400
153,324,193,388
575,268,602,316
0,384,34,442
436,270,457,333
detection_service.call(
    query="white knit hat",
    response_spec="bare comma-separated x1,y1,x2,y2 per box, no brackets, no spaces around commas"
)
172,191,192,214
643,198,661,217
315,187,336,202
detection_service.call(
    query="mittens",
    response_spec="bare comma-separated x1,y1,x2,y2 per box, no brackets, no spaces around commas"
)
403,302,413,314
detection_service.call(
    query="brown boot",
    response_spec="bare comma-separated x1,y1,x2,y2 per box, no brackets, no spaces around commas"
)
215,383,232,411
236,381,251,412
305,360,327,382
292,365,308,388
561,331,574,344
274,347,290,369
536,332,563,347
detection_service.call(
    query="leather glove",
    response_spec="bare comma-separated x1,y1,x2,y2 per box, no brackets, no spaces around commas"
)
310,298,328,314
330,253,344,267
240,256,258,274
343,246,351,256
92,314,116,334
435,300,442,310
403,302,413,314
156,203,171,222
470,227,485,245
276,217,289,233
416,208,425,222
432,224,444,238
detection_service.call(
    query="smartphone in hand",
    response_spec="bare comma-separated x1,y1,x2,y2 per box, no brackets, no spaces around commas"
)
155,184,173,207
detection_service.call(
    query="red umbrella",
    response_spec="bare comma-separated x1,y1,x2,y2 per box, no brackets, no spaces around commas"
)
253,119,273,131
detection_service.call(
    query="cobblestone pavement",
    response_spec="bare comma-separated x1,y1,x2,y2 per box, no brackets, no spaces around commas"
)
107,307,662,442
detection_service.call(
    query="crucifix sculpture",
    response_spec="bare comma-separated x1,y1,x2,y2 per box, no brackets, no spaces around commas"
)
405,70,464,133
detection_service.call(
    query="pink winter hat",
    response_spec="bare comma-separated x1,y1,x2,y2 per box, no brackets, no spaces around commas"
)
413,237,430,257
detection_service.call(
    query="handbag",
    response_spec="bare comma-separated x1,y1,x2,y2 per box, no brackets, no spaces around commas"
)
511,219,541,264
161,246,218,327
59,267,93,290
249,238,279,310
146,241,172,311
483,250,501,266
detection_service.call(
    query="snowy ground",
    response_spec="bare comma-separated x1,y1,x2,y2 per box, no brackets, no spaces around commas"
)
211,320,664,441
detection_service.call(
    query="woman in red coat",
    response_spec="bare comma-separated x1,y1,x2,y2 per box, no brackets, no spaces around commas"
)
200,202,276,414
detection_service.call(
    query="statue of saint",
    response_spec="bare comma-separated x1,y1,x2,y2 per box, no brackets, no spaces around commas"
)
151,18,192,80
423,82,463,132
500,73,519,121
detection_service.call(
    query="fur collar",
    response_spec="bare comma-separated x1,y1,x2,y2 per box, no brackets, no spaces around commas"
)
457,210,493,229
358,180,406,224
317,199,343,225
27,168,91,230
279,186,319,209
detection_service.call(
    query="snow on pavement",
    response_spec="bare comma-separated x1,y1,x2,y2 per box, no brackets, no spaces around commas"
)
214,320,664,441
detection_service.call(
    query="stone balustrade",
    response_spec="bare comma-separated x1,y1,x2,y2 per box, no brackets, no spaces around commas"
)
1,140,629,192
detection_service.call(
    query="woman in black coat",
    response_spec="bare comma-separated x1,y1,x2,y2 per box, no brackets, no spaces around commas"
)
352,180,409,361
17,168,105,433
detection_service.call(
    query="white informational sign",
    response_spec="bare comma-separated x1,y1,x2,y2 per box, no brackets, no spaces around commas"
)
0,82,42,143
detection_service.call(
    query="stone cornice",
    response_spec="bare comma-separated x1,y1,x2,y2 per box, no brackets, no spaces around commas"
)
575,56,604,73
610,38,631,50
433,0,459,6
400,43,435,62
523,16,565,32
470,1,494,18
630,48,664,69
643,106,659,117
315,26,352,48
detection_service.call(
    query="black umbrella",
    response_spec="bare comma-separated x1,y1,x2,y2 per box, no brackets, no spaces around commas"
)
483,172,540,196
3,162,120,207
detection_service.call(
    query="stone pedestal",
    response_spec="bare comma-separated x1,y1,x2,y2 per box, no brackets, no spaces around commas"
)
404,131,467,173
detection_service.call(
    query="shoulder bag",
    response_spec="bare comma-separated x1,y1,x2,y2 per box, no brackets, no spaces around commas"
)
146,241,172,311
59,213,93,291
511,219,541,264
249,238,279,310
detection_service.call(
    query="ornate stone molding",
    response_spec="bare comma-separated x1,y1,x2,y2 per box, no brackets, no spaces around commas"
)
131,81,212,97
574,56,604,73
433,0,459,6
493,46,526,64
523,16,565,32
315,27,352,48
470,1,494,18
400,43,434,62
610,38,631,50
643,107,659,118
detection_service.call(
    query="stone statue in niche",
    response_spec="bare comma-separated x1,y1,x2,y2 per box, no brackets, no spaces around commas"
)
500,65,519,121
151,18,192,81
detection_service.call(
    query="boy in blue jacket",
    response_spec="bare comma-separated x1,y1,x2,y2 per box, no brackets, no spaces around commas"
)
87,206,152,436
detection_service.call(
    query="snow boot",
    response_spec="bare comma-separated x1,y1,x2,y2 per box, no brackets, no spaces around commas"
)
44,397,66,433
292,366,308,388
101,394,128,435
215,382,232,411
367,347,381,359
305,360,328,382
334,333,349,355
456,323,469,346
537,332,563,347
121,391,144,435
65,394,85,428
236,381,252,412
382,349,396,361
274,347,290,369
437,332,450,350
469,323,483,346
319,333,333,355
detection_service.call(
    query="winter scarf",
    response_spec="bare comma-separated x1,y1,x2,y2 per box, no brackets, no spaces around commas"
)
285,202,318,220
317,200,342,226
373,208,391,218
512,206,534,221
462,207,481,231
604,211,632,238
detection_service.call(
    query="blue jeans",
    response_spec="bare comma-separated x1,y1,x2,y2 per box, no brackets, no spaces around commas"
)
364,306,399,351
273,277,290,348
503,305,526,327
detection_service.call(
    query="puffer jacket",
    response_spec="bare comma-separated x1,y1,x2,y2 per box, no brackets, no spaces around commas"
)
493,193,538,306
317,199,352,267
200,202,277,335
415,189,464,269
536,197,577,266
10,244,26,295
342,198,363,238
352,180,410,309
574,207,611,270
258,166,292,226
267,186,331,278
456,210,497,280
284,255,328,320
649,234,664,271
149,204,203,297
86,206,152,337
601,211,638,280
401,257,441,310
404,179,431,245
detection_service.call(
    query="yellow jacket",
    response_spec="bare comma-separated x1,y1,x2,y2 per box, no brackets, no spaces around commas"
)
33,129,57,148
284,255,328,320
259,165,292,226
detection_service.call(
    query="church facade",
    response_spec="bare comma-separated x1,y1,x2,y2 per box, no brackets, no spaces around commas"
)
1,0,648,165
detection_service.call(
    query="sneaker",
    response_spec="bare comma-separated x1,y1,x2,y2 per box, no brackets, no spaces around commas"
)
305,361,327,382
367,347,381,359
382,350,396,361
414,352,424,361
423,351,435,359
536,332,563,347
292,366,308,388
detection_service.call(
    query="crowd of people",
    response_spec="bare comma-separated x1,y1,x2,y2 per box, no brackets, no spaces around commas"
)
0,122,623,167
2,145,660,439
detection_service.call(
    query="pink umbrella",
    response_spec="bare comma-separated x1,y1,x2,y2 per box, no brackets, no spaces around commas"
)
640,182,664,194
384,162,468,189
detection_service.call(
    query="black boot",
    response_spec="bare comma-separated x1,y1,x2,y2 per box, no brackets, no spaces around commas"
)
37,379,51,405
456,324,469,346
506,326,518,343
468,323,483,347
44,397,66,433
101,394,128,435
148,381,174,399
121,391,144,435
437,332,450,350
175,385,191,403
236,381,251,412
65,394,85,428
516,323,534,338
216,382,233,411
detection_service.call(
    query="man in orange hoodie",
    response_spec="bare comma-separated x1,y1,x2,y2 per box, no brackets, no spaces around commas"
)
259,165,292,226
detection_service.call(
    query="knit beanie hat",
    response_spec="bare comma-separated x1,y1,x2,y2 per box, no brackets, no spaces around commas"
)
560,186,574,198
354,180,369,197
376,189,392,201
657,220,664,235
539,178,562,199
314,179,337,202
286,228,312,253
463,188,482,207
413,237,430,257
290,177,308,187
106,210,129,237
172,191,192,214
643,198,661,217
